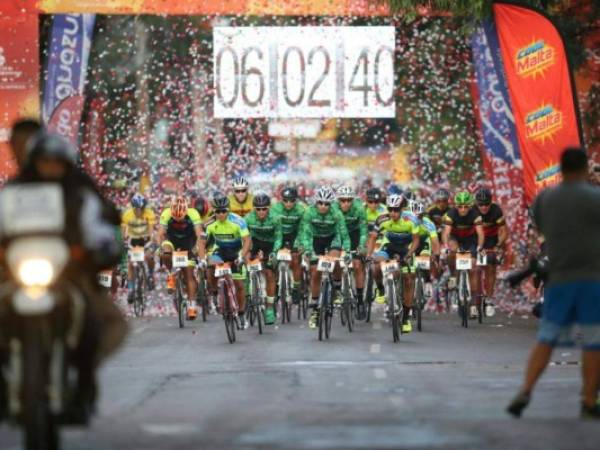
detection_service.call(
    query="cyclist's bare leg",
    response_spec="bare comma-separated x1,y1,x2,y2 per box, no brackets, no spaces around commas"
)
145,248,155,273
161,248,173,271
291,251,301,283
469,263,480,298
234,279,246,313
265,268,276,297
353,259,365,290
184,266,197,301
310,265,321,300
403,273,415,310
484,264,496,298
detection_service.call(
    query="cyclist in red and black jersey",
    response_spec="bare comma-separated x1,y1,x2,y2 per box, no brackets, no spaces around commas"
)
442,191,485,313
475,188,507,304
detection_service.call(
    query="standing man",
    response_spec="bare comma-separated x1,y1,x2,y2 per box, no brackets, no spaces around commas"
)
9,119,42,169
508,148,600,419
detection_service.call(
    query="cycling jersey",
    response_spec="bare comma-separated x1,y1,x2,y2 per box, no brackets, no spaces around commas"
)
442,207,482,241
426,204,449,231
160,207,201,250
300,205,349,254
366,204,387,232
228,193,254,217
271,201,306,247
202,215,249,252
477,203,505,249
416,215,437,255
333,199,368,251
245,209,283,247
374,213,418,248
121,207,156,239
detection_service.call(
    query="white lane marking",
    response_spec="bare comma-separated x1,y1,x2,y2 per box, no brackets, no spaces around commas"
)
372,322,382,330
142,423,197,435
370,344,381,354
373,368,387,380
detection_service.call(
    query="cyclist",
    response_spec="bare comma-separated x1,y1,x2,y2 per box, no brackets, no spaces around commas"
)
441,191,485,318
121,193,157,303
158,196,203,320
199,194,251,328
474,187,507,314
192,193,211,223
412,200,441,264
271,186,306,303
427,188,451,233
365,187,387,232
245,192,283,325
367,194,420,333
334,186,368,318
228,176,254,217
300,186,349,329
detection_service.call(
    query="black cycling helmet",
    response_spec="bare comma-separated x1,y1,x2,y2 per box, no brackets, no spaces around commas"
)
253,192,271,208
211,191,230,209
26,131,77,166
281,186,298,201
475,187,492,205
434,188,451,201
366,187,382,203
193,194,210,216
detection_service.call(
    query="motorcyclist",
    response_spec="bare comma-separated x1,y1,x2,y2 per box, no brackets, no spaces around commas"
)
0,132,127,423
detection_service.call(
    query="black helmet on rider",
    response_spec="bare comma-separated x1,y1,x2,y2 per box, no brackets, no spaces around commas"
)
475,187,492,205
253,192,271,208
211,191,230,209
281,186,298,201
366,187,382,203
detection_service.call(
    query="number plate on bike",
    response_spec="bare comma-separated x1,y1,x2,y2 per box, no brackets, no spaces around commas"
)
415,256,430,270
248,260,262,272
129,247,145,262
215,264,232,277
97,270,112,288
173,251,189,268
277,250,292,261
317,256,336,273
381,261,399,275
477,253,488,266
456,254,472,270
448,277,457,289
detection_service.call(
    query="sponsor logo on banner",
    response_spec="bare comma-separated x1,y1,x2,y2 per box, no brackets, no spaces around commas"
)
535,163,561,190
525,104,563,143
515,39,556,78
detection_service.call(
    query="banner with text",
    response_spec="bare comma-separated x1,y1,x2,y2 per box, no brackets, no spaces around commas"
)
493,2,583,202
42,14,95,144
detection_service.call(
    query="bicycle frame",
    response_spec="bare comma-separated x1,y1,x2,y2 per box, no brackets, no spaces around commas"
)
455,252,473,328
215,263,238,343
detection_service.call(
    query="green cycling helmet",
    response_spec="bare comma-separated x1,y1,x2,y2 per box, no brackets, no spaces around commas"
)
454,191,474,206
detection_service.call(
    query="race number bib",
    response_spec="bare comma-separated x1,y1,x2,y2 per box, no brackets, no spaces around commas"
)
477,253,487,266
129,247,145,263
381,260,399,276
415,255,430,270
248,260,262,272
172,251,189,268
277,249,292,261
215,264,232,277
317,256,336,273
0,184,65,236
456,254,472,271
97,271,112,288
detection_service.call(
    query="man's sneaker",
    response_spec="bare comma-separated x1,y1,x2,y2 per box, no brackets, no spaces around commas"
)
187,302,198,320
375,289,386,305
147,274,155,291
264,308,275,325
166,274,176,293
356,301,367,320
333,295,343,307
239,315,249,330
127,290,135,305
470,305,478,319
507,392,530,418
485,302,496,317
209,297,218,315
401,321,412,333
581,403,600,419
309,310,319,329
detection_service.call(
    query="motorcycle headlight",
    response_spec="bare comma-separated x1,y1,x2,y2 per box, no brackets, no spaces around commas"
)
7,237,69,288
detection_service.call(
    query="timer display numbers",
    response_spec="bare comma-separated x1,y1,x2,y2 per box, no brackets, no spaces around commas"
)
213,26,395,118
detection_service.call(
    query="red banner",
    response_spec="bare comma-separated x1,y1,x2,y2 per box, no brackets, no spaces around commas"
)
493,2,583,202
0,6,39,183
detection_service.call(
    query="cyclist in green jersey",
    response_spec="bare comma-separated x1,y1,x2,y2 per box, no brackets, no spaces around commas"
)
367,194,420,333
411,200,441,274
199,193,251,328
271,186,306,303
300,186,350,329
334,186,368,317
245,192,283,325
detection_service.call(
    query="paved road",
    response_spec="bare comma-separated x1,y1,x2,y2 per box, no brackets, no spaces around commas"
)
1,300,599,449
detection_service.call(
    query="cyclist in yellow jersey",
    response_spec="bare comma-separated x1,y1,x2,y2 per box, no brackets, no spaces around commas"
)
121,194,157,302
228,176,254,217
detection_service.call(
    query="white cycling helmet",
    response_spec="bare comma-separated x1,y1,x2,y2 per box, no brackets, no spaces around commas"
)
386,194,405,208
314,186,336,204
232,177,249,190
410,200,425,215
336,185,355,199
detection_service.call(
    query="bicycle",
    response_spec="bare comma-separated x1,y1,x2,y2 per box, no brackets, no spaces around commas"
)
246,258,265,335
380,258,403,343
215,262,239,344
455,251,473,328
413,254,431,332
316,255,336,341
129,246,148,317
338,252,357,333
475,250,498,323
276,248,294,324
172,250,192,328
297,253,310,320
363,258,375,323
196,264,210,322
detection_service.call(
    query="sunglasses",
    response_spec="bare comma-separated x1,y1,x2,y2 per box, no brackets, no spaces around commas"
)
283,198,296,203
234,189,247,194
388,207,401,212
215,209,229,214
367,199,378,204
339,198,353,203
477,203,491,207
255,207,269,212
457,205,471,210
317,201,331,207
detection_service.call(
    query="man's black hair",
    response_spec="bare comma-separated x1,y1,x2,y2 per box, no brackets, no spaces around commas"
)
10,119,42,141
560,147,587,174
